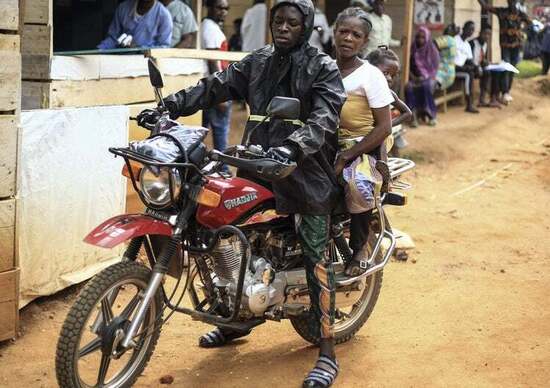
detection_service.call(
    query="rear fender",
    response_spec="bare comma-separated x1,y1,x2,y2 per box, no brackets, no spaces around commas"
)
84,214,173,248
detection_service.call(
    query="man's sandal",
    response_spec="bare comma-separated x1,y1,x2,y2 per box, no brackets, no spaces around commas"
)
303,355,339,388
198,328,250,348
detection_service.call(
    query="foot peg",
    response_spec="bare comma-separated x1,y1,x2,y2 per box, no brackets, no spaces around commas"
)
383,192,407,206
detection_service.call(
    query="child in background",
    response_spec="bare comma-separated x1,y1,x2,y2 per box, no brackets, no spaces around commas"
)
366,47,412,156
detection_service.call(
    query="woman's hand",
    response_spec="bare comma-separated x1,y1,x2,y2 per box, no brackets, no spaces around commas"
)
334,150,355,176
216,102,229,113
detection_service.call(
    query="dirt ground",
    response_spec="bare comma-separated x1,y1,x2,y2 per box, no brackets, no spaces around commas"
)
1,77,549,388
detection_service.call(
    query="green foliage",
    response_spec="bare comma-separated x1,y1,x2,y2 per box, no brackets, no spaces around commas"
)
516,60,542,78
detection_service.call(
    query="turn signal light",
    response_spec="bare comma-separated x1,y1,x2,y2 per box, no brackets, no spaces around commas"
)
196,187,221,207
122,161,142,181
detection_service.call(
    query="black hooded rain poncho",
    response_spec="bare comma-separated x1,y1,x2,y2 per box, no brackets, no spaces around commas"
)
165,0,346,215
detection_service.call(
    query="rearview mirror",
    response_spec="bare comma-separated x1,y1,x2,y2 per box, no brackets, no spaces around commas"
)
148,58,164,89
266,97,300,121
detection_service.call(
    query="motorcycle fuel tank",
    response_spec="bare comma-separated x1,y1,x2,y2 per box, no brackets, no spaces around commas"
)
197,177,275,229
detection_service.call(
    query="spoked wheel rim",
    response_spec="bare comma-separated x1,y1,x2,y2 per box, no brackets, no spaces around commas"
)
74,278,157,388
334,274,376,332
329,234,380,334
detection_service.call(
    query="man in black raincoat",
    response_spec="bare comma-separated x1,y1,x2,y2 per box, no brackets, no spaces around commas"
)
151,1,346,386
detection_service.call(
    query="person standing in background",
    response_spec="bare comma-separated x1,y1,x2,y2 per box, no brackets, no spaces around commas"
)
477,0,530,103
160,0,198,48
98,0,172,49
365,0,400,55
229,18,243,51
350,0,370,11
309,0,331,52
201,0,231,153
241,0,267,51
541,21,550,75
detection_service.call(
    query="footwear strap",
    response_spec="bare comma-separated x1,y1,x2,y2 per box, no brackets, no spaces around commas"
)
304,356,339,387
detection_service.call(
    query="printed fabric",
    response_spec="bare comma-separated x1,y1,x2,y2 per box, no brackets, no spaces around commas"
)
340,139,383,214
435,35,457,89
495,7,529,48
295,214,335,340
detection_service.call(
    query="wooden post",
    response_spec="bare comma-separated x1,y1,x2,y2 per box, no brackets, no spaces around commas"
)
266,0,273,44
401,0,414,94
21,0,52,109
0,0,21,342
196,0,203,50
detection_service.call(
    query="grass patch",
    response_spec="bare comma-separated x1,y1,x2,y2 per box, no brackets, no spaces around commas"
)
516,60,542,78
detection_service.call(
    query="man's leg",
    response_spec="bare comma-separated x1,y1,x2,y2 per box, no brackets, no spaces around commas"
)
501,47,512,95
488,71,502,107
479,70,490,106
542,52,550,75
210,103,232,152
506,47,521,97
297,215,339,388
456,69,478,113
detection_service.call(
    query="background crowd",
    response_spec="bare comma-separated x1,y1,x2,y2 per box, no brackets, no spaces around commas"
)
96,0,549,152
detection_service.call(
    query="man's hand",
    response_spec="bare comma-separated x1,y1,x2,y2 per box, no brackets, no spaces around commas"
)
161,95,180,119
136,108,161,129
266,145,297,163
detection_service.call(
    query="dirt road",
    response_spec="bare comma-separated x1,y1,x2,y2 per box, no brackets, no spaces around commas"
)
1,77,549,387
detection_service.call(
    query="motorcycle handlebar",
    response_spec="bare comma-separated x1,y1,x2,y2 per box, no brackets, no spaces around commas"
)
209,147,297,181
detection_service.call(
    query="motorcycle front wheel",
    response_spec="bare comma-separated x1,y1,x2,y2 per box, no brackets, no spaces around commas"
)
290,236,383,345
56,261,163,388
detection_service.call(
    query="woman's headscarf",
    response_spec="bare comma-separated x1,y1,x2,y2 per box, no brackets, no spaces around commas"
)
411,26,440,79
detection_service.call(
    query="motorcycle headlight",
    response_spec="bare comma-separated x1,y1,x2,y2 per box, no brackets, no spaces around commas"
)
139,166,182,207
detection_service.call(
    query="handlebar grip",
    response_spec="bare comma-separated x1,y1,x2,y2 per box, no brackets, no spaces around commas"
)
210,150,296,181
129,116,137,121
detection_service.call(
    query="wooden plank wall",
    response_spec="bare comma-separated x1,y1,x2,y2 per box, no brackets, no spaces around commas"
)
454,0,482,34
21,0,52,108
0,0,21,342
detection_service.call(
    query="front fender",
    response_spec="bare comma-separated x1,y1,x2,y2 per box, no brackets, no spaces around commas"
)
84,214,173,248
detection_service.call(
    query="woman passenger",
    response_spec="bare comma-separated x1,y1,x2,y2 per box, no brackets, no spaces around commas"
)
332,7,393,276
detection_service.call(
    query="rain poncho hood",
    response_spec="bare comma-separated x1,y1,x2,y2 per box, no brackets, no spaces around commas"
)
270,0,315,48
164,0,346,215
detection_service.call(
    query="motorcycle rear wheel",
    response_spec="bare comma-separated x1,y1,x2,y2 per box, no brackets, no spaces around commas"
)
56,261,163,388
290,237,383,345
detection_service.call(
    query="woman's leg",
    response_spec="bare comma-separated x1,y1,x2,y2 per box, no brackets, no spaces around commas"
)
424,79,438,124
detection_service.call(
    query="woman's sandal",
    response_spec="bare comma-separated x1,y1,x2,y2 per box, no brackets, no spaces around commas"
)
303,355,339,388
344,257,370,277
198,327,250,348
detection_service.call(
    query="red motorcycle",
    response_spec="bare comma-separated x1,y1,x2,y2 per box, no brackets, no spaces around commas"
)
55,60,415,387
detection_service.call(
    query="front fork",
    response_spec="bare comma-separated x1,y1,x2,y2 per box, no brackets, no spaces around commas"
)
120,202,195,349
120,237,179,349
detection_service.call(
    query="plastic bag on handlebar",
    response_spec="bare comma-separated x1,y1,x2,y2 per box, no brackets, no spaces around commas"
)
129,125,209,162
